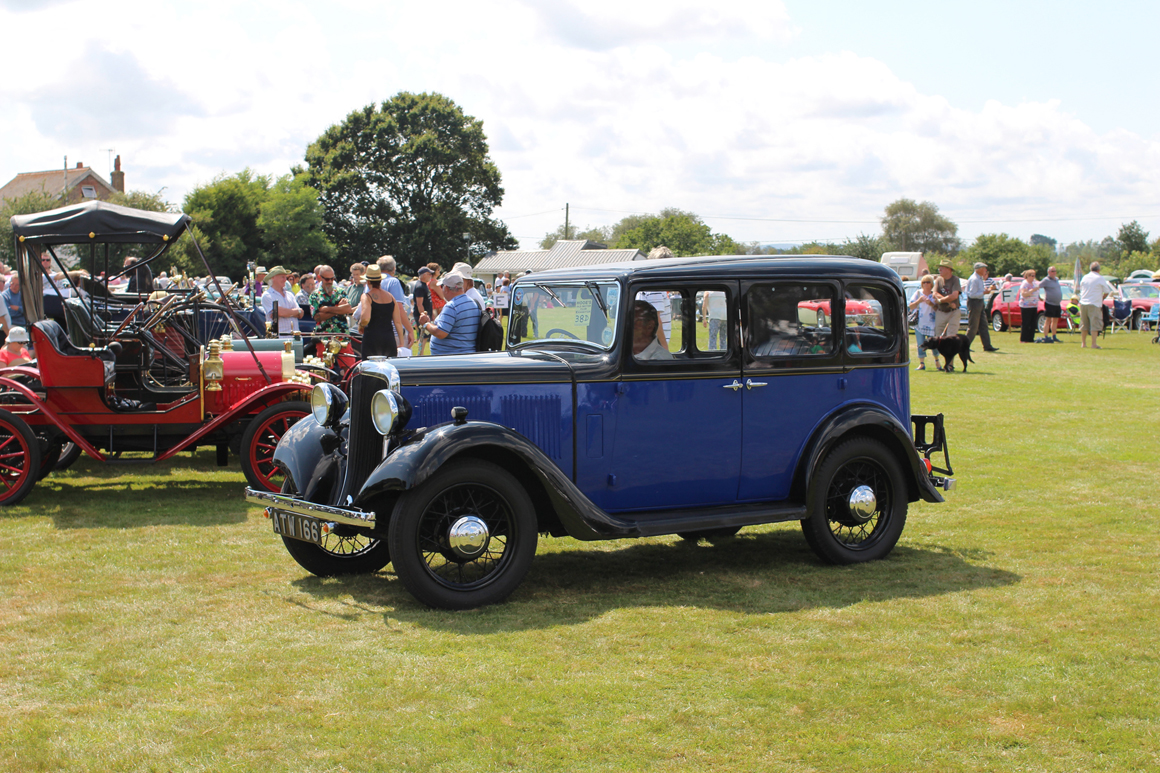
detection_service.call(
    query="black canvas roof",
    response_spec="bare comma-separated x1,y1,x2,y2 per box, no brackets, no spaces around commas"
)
10,201,190,245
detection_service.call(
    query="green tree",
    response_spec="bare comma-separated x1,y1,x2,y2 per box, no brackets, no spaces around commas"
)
258,174,335,268
880,198,960,255
1116,221,1149,255
610,208,745,256
305,92,517,273
834,233,890,261
0,190,63,269
1029,233,1057,251
110,189,171,214
182,169,272,279
960,233,1053,278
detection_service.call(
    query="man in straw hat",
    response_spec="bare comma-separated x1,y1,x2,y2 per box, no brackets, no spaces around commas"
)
261,265,303,335
932,259,962,337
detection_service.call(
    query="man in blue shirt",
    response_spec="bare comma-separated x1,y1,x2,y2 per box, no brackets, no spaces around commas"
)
419,273,478,355
2,274,27,328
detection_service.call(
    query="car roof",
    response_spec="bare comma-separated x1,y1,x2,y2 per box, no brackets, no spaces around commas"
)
11,201,191,245
518,255,903,284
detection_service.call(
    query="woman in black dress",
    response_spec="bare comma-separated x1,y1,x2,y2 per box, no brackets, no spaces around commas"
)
358,264,412,358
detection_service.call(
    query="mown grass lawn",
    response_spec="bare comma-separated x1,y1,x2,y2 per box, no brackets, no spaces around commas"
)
2,330,1157,772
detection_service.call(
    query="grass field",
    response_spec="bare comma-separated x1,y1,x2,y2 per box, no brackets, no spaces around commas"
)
2,329,1157,772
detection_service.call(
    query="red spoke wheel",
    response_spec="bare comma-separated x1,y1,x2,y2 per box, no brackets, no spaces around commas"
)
0,409,42,506
240,401,309,492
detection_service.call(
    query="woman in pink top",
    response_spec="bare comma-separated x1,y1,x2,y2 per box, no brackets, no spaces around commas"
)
1018,269,1040,343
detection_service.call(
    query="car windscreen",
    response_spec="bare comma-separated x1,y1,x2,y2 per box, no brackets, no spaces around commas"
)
507,281,621,350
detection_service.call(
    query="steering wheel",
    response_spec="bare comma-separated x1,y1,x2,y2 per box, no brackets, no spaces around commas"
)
545,329,579,339
111,302,146,339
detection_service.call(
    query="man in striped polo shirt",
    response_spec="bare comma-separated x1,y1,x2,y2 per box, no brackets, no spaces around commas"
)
419,273,479,355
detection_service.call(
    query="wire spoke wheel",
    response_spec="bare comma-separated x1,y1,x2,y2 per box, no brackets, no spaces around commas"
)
278,482,391,576
241,401,309,492
390,459,537,609
0,410,41,506
823,459,892,547
416,482,514,590
802,437,907,564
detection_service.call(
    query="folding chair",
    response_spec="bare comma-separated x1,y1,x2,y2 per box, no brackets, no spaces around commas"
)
1109,299,1133,334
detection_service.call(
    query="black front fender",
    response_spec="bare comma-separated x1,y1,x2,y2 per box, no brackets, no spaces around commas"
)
356,421,636,540
795,404,945,506
270,414,342,501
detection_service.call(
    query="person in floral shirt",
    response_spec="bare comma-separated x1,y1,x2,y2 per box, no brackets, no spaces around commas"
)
309,265,353,334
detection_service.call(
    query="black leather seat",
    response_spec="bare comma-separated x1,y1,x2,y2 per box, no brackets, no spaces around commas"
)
34,319,118,361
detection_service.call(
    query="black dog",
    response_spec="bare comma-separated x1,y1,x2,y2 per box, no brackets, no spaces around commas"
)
920,334,974,372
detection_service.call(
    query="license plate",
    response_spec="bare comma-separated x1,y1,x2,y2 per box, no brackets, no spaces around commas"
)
271,511,324,545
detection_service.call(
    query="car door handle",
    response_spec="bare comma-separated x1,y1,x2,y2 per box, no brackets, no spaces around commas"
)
723,379,742,392
745,379,768,390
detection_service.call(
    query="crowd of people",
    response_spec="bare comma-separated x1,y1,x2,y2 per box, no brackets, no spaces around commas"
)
0,252,520,363
908,259,1140,369
247,256,514,357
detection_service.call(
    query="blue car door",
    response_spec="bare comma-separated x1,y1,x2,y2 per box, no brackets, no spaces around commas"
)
606,282,743,512
737,279,846,502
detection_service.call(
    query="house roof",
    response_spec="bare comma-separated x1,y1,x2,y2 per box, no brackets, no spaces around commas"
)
0,166,114,203
474,240,645,275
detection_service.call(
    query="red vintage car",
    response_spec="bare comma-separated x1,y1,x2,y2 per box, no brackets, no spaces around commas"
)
989,280,1076,333
0,202,318,506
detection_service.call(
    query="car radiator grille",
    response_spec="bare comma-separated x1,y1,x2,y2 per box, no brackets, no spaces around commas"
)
340,372,385,503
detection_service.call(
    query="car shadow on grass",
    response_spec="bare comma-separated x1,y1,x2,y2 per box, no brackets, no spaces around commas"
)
15,478,250,529
289,529,1021,630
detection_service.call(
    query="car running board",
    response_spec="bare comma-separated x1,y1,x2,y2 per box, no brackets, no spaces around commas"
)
621,502,808,538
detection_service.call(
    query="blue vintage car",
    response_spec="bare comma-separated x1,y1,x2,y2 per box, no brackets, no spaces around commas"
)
246,256,954,609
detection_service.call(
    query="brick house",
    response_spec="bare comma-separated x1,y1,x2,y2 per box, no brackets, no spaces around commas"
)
0,155,126,206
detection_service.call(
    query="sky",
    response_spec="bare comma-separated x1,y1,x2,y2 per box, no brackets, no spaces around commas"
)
2,0,1158,252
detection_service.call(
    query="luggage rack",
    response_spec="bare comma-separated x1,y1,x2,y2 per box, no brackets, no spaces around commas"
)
912,413,954,491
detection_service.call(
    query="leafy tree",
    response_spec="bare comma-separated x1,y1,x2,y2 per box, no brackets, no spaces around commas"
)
182,169,272,279
959,233,1053,278
834,233,890,261
258,174,335,268
1029,234,1057,251
610,208,745,256
1116,221,1149,255
0,190,63,270
110,189,171,214
305,92,517,273
880,198,961,255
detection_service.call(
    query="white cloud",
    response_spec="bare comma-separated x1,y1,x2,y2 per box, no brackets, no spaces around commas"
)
1,0,1157,252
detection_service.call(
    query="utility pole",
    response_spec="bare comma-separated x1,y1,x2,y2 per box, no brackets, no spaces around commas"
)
564,203,570,240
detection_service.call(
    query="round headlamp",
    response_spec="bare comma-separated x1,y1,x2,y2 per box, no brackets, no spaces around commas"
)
371,389,399,436
310,383,347,428
370,388,412,436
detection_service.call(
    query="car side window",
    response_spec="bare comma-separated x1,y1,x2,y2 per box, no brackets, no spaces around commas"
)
630,287,732,363
745,283,835,360
844,284,898,355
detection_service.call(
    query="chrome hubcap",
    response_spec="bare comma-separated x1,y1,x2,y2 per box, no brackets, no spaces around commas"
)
847,485,877,523
447,515,490,559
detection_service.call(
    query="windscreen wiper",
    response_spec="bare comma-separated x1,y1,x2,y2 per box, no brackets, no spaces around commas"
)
584,281,609,318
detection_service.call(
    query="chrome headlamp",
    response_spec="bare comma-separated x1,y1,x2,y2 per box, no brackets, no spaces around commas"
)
371,389,411,436
310,383,348,429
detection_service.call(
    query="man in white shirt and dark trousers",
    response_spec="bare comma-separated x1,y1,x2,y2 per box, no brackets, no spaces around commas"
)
964,262,998,352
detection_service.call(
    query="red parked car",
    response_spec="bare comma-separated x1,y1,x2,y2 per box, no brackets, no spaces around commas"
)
990,280,1075,333
0,202,317,506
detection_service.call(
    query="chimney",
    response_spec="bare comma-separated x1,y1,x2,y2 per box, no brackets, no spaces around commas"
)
111,155,125,193
76,162,83,168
